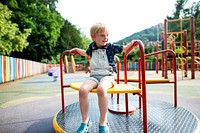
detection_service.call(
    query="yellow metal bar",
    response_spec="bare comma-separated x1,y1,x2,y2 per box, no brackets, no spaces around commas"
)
168,31,183,34
174,41,183,44
182,17,191,21
180,19,183,48
167,17,190,22
180,19,184,79
167,18,181,22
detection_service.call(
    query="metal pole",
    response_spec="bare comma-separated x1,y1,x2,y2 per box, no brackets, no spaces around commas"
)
190,16,195,79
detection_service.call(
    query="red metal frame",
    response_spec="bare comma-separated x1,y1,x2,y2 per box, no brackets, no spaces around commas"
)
109,41,146,115
190,16,195,79
184,30,188,77
113,56,120,104
164,19,168,79
143,49,177,107
155,41,159,73
123,41,147,133
59,50,79,113
59,41,148,133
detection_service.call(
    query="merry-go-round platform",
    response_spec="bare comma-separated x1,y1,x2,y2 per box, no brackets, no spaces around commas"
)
53,95,200,133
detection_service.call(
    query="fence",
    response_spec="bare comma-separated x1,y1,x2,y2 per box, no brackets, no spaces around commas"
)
0,55,54,84
1,54,195,84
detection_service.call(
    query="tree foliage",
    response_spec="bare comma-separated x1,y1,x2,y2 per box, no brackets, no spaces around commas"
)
56,20,82,51
0,3,31,55
81,34,92,49
23,2,64,62
0,0,91,64
173,0,188,18
167,0,200,40
191,1,200,40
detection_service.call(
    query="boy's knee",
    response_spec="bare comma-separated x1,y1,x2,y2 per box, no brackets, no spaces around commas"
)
79,86,89,96
97,86,107,96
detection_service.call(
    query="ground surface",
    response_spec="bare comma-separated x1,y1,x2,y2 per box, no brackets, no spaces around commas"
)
0,70,199,133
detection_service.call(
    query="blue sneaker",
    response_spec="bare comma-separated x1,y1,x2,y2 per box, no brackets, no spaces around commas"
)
99,125,109,133
76,119,92,133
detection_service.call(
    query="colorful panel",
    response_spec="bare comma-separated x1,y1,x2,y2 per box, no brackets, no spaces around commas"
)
0,55,2,83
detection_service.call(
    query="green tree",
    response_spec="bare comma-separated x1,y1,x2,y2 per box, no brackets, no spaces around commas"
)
167,0,200,40
3,0,64,62
56,20,82,51
0,3,31,55
1,0,96,64
38,0,58,11
190,1,200,40
81,34,92,49
173,0,188,18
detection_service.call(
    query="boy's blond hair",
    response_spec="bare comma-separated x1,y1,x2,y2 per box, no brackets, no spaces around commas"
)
90,22,109,37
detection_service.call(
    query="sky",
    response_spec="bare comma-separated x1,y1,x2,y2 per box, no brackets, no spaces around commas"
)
57,0,197,42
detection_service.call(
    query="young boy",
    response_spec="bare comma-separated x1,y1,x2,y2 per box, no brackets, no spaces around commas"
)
70,22,136,133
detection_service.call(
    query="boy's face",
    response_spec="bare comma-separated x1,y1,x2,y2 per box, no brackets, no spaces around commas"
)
92,31,108,47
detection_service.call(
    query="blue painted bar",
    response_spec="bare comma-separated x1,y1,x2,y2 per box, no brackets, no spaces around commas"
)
9,57,14,81
13,57,16,80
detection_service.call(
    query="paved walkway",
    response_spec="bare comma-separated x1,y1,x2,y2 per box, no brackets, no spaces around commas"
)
0,70,199,133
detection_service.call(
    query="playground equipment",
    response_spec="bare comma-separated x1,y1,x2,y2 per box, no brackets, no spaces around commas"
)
163,16,197,79
63,54,76,73
58,41,148,132
116,49,177,108
53,40,200,133
194,42,200,70
53,41,199,133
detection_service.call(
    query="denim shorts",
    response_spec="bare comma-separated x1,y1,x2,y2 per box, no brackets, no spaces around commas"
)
88,75,115,84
